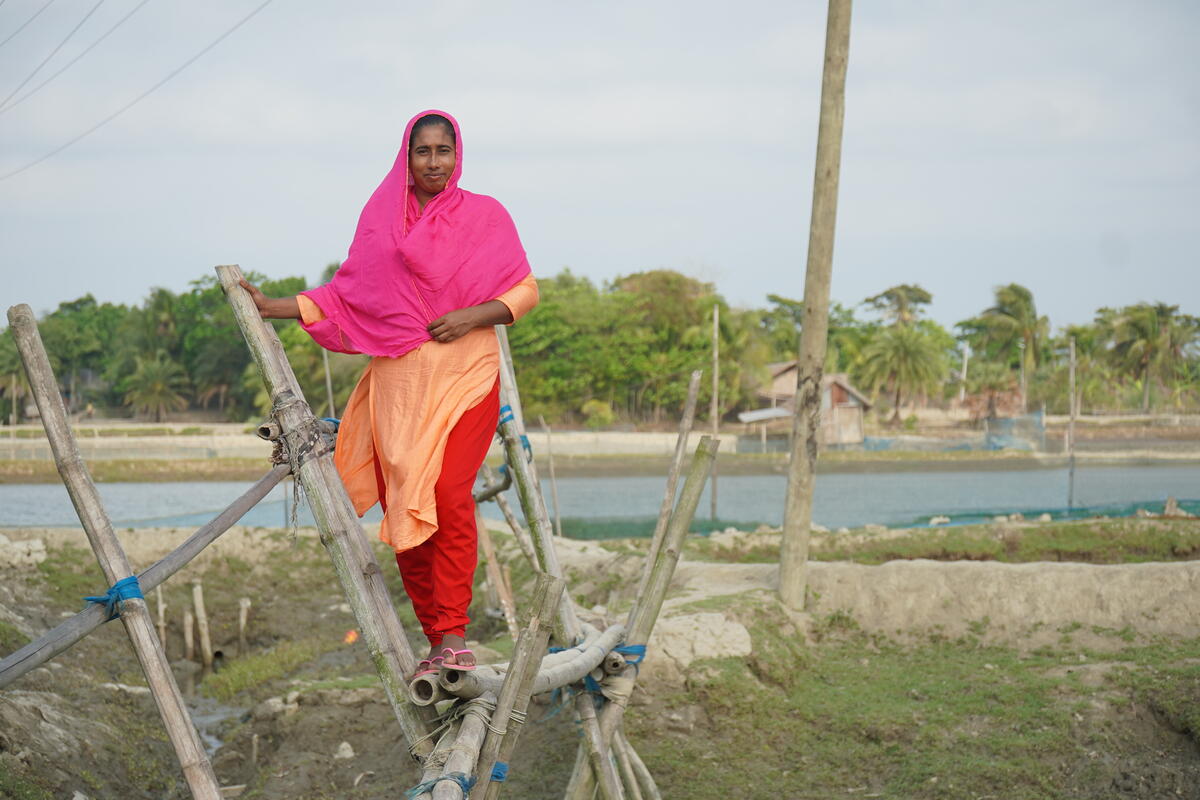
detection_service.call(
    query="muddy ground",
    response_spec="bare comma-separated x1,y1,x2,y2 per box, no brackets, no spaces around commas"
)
1,520,1199,799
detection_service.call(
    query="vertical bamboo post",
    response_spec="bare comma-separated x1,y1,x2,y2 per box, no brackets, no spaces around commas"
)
569,438,720,800
192,581,213,669
216,265,435,760
710,305,719,522
958,343,970,405
183,608,195,662
494,326,625,799
476,508,519,641
539,415,564,538
156,586,168,651
779,0,852,610
250,733,259,767
238,597,252,656
7,304,222,800
629,371,700,618
1067,337,1077,509
473,573,566,799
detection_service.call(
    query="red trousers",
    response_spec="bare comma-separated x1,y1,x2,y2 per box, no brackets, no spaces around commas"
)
394,378,499,646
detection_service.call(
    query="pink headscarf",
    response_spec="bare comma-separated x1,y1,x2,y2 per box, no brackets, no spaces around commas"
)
299,110,531,356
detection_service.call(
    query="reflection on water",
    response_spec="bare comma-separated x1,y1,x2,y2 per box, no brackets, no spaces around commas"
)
1,463,1196,533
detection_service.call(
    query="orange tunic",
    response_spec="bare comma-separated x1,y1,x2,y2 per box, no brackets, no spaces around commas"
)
298,275,538,552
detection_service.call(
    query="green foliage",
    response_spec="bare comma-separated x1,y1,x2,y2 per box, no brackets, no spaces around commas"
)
857,323,951,423
121,350,190,422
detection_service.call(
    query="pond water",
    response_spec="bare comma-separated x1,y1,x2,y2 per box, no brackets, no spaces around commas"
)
2,463,1197,536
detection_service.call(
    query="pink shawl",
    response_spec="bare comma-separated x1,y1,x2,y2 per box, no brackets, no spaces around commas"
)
299,110,531,356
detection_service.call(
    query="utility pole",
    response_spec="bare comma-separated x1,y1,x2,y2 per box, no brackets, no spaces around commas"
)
711,304,719,522
1067,337,1076,509
779,0,852,610
958,343,970,405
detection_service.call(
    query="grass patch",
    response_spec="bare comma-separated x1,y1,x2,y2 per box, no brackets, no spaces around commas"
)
0,618,31,656
201,638,335,701
0,457,269,483
0,764,52,800
35,544,105,607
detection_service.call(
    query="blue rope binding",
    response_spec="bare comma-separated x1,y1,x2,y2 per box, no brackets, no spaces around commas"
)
496,404,533,461
404,772,476,799
84,575,144,621
615,644,647,665
490,761,509,782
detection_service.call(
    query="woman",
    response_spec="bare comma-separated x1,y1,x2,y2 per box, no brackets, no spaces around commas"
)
241,110,538,676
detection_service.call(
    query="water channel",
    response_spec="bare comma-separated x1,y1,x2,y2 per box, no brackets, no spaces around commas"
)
2,463,1197,537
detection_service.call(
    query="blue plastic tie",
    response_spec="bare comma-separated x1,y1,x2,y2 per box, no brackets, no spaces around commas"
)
84,575,144,621
490,762,509,782
404,772,476,799
519,433,533,460
498,404,515,426
583,673,603,694
320,416,340,432
615,644,647,664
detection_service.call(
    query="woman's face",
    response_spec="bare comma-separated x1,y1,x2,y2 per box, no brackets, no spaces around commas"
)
409,124,456,201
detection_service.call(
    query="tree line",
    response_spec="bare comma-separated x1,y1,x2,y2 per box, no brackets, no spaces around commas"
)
2,268,1197,427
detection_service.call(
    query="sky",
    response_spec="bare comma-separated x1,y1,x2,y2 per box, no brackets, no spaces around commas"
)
0,0,1197,333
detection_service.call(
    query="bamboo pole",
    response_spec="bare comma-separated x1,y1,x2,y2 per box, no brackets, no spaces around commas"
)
0,466,288,689
710,304,719,522
183,609,195,662
613,735,645,800
7,304,222,799
539,415,564,538
238,598,252,656
156,586,168,651
1068,336,1077,510
779,0,852,611
568,438,719,800
411,720,462,800
476,507,519,641
432,695,496,800
438,624,624,699
494,327,579,641
474,573,565,799
192,581,213,669
321,348,336,417
628,371,701,619
481,464,537,569
216,265,435,759
621,733,661,800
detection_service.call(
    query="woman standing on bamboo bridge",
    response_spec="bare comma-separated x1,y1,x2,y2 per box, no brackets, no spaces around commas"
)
240,110,538,676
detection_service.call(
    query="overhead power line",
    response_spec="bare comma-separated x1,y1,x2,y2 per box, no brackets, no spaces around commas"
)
0,0,58,50
0,0,106,111
0,0,153,116
0,0,274,183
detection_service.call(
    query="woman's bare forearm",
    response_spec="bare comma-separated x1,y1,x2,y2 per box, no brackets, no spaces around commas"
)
261,296,301,319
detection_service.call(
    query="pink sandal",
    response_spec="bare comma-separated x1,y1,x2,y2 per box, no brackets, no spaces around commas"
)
441,647,476,672
412,655,444,679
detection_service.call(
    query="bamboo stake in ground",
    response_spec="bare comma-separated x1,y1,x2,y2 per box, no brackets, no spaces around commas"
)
710,304,719,522
475,507,519,641
238,597,252,656
473,572,565,799
192,581,213,669
183,608,195,662
217,265,434,759
8,303,222,800
779,0,853,610
0,464,288,689
156,586,168,651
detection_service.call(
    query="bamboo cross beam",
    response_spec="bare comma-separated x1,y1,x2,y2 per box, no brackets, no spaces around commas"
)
480,463,537,569
8,304,223,800
215,264,435,760
0,464,288,689
473,572,565,799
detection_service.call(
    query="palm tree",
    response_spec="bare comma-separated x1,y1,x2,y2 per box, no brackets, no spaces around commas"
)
863,284,932,327
1100,303,1200,412
122,351,189,422
957,284,1048,410
857,325,947,424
